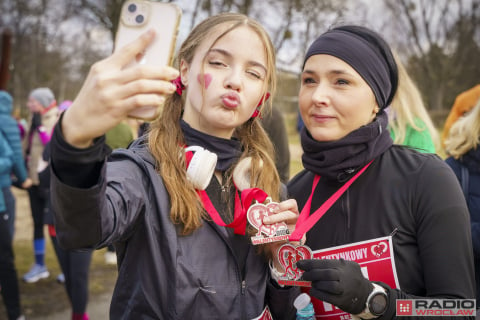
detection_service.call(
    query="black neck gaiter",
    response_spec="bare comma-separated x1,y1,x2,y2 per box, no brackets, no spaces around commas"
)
301,111,393,181
180,120,242,171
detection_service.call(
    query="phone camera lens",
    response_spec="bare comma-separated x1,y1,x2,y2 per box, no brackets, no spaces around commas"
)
128,4,136,13
135,14,144,24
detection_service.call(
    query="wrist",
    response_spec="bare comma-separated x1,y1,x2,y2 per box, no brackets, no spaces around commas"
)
61,111,93,148
352,283,388,319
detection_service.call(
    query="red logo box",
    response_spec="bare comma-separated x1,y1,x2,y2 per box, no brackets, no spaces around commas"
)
397,300,413,316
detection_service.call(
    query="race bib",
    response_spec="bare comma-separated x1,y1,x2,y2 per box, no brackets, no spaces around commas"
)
305,236,399,320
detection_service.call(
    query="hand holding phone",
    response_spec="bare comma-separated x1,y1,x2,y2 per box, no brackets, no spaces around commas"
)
114,0,182,120
62,30,179,149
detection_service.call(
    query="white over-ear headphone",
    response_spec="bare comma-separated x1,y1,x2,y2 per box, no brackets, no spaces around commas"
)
232,157,263,191
185,146,218,190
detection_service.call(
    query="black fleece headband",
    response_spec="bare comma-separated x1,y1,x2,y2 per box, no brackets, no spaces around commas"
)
303,29,392,109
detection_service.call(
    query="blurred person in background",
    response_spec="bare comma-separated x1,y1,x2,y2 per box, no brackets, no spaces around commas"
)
0,121,25,320
444,97,480,308
22,87,58,283
38,100,92,320
442,84,480,148
387,54,440,153
0,90,32,237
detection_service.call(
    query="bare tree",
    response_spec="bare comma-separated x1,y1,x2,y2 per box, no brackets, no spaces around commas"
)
383,0,480,113
183,0,346,69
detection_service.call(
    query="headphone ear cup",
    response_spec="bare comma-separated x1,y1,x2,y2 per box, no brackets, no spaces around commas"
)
185,146,217,190
232,157,263,191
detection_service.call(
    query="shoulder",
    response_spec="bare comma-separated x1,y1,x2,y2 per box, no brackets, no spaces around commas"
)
110,137,156,169
382,147,462,194
383,145,441,167
0,115,20,132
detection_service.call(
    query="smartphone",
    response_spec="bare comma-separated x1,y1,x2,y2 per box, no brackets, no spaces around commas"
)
114,0,182,120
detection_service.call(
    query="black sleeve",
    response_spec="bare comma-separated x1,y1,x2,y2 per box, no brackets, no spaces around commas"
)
50,113,112,188
266,279,300,320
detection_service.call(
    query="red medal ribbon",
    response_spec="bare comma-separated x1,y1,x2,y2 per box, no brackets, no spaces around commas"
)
197,187,268,235
289,161,373,241
186,148,268,234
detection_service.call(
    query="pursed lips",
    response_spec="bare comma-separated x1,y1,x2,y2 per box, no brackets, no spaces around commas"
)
221,92,241,109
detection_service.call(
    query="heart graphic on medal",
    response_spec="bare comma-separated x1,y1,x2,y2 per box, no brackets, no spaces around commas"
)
276,243,313,287
247,198,290,245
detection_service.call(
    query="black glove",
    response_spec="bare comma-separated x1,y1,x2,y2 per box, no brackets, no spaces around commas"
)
297,259,373,314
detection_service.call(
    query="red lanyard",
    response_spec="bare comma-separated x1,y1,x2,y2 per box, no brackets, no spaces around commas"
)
185,147,269,235
197,187,267,235
289,161,373,241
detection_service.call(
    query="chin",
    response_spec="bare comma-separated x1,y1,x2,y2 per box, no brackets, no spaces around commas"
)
307,128,336,142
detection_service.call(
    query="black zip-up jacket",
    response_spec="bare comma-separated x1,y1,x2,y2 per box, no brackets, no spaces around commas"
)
288,146,475,319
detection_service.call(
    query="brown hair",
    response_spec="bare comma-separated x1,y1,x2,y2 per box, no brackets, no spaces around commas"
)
147,13,280,235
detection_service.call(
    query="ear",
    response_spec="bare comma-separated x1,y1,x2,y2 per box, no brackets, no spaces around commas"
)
180,59,189,87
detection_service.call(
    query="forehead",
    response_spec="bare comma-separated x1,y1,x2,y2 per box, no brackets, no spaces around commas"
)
303,54,359,76
196,25,267,63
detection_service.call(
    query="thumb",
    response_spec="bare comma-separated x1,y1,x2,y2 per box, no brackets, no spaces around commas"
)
296,259,317,271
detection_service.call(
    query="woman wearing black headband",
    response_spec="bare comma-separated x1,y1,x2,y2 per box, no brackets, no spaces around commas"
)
287,25,475,319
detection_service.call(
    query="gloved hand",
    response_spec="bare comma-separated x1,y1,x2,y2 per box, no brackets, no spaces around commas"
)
297,259,373,314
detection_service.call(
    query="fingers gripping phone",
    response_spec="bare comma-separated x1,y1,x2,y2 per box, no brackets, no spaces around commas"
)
114,0,182,120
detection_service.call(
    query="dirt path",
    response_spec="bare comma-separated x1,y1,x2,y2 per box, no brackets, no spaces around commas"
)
12,188,34,242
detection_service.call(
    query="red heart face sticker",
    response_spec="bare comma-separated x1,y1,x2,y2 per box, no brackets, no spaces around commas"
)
247,201,287,237
277,243,313,280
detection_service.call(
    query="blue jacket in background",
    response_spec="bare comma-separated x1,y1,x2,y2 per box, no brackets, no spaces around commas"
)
0,91,28,188
0,131,13,211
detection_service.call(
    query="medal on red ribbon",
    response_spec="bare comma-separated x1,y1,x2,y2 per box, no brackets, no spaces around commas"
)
274,161,374,287
276,243,313,287
247,197,290,245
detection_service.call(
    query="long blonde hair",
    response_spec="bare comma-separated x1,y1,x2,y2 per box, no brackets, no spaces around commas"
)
147,13,280,235
388,53,440,150
444,97,480,159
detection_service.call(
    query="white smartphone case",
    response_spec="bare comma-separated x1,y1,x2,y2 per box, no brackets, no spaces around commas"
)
114,0,181,120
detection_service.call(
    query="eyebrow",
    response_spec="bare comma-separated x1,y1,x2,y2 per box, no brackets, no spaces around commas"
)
208,48,267,73
302,68,355,77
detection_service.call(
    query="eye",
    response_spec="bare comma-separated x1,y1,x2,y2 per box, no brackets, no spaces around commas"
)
208,60,226,67
247,69,263,80
302,77,316,85
335,78,350,85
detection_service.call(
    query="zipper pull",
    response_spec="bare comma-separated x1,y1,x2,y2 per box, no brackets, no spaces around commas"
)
241,280,246,294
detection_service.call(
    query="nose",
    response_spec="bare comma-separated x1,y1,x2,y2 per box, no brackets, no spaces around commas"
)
311,83,330,107
224,67,242,91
